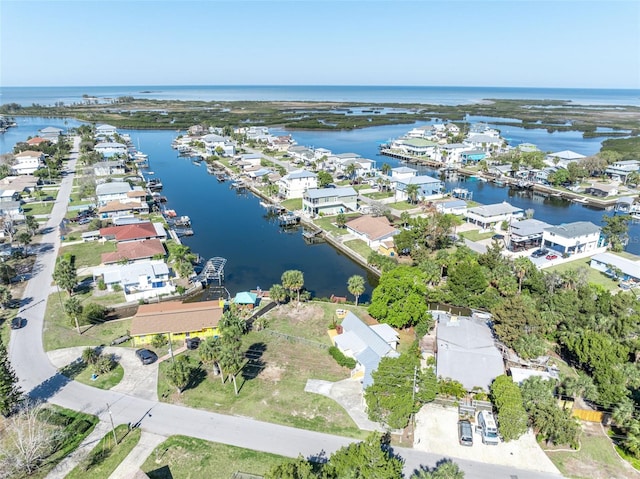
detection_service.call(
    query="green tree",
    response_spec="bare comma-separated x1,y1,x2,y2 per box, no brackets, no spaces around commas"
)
335,212,347,229
167,243,196,277
15,230,31,256
281,270,304,304
81,347,99,365
317,170,333,188
490,375,528,442
265,455,317,479
491,295,546,352
81,303,106,325
381,163,392,176
347,275,366,306
166,356,197,394
412,460,465,479
218,309,247,394
0,340,22,416
0,263,15,285
53,258,77,296
368,266,428,329
269,283,287,305
601,214,631,252
25,216,39,235
324,433,404,479
199,336,223,376
0,286,12,310
64,296,83,334
405,183,420,204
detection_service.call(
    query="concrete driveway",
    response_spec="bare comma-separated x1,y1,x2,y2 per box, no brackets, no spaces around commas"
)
414,403,561,474
47,346,159,401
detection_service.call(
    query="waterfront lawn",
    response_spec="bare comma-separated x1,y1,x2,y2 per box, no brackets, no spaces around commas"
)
60,241,117,269
142,436,287,479
344,238,373,259
43,293,132,351
22,201,55,216
313,213,359,236
280,198,302,211
67,424,141,479
459,230,495,241
546,258,619,291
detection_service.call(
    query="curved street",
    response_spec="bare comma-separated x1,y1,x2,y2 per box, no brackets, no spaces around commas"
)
8,137,564,479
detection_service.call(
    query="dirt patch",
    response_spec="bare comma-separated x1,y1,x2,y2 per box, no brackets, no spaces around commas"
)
277,302,324,325
260,364,284,383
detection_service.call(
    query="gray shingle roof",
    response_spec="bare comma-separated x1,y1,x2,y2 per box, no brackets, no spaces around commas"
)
305,186,356,199
544,221,601,238
467,202,523,217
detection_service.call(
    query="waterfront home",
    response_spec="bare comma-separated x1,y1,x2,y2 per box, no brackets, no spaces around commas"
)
542,221,604,256
390,138,438,158
12,150,44,175
38,126,63,142
590,252,640,283
507,218,551,251
445,123,460,135
302,186,358,217
517,143,539,152
463,133,503,153
232,291,258,309
460,149,486,164
26,137,50,147
545,150,586,169
585,182,619,197
487,164,513,178
465,202,524,230
94,142,128,158
436,143,467,166
345,215,399,250
95,124,118,138
313,147,332,159
99,221,166,243
93,259,173,301
394,175,444,201
605,160,640,183
98,199,149,218
406,125,436,140
237,153,262,168
338,157,376,178
101,238,166,264
96,181,132,205
93,160,125,177
203,133,235,156
130,300,224,347
247,168,272,180
390,166,417,180
277,169,318,199
435,199,468,216
269,135,296,151
434,312,504,392
332,311,399,388
288,146,316,164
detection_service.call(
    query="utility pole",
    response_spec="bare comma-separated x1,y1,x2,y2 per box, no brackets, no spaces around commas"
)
106,403,118,445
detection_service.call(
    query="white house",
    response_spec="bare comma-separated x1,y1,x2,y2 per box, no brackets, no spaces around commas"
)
437,143,468,166
435,199,468,216
394,175,444,201
542,221,604,256
390,166,417,181
391,138,438,158
12,150,44,175
590,252,640,283
333,311,399,388
545,150,586,168
585,182,619,197
92,260,174,302
95,124,118,138
406,125,436,139
94,160,125,177
464,133,503,152
345,215,399,250
465,202,524,230
0,201,24,221
38,126,63,142
278,170,318,199
96,181,132,206
94,142,128,158
203,133,235,156
289,146,316,164
605,160,640,183
302,187,358,217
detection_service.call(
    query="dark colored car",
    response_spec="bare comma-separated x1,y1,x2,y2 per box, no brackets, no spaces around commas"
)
185,337,201,350
492,234,504,241
11,316,26,329
458,420,473,446
135,348,158,365
531,248,549,258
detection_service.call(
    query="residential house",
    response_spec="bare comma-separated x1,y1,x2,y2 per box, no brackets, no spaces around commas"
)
542,221,604,256
130,300,225,347
98,199,149,218
92,260,173,301
247,168,272,180
464,133,502,153
94,142,128,158
391,138,438,158
460,149,486,164
465,202,524,230
345,215,399,250
278,170,318,199
332,312,399,388
545,150,586,168
377,239,397,257
99,221,166,243
406,125,436,139
487,164,513,178
96,182,132,205
313,147,332,160
302,186,358,216
590,252,640,283
289,146,316,165
394,175,444,201
94,160,125,177
390,166,417,181
101,238,166,264
517,143,539,153
269,135,296,151
232,291,258,309
26,137,50,147
0,190,19,203
0,175,38,194
435,199,468,216
437,143,468,166
95,124,118,138
203,133,235,156
445,123,460,135
507,218,551,251
585,183,619,197
38,126,63,142
605,160,640,183
237,153,262,169
0,201,24,221
435,312,504,391
12,150,44,175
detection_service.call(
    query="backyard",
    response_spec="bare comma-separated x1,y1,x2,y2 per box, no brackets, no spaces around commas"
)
59,241,117,269
545,257,620,291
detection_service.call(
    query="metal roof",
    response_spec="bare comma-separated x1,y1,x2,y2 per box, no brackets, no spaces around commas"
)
305,186,357,199
544,221,601,238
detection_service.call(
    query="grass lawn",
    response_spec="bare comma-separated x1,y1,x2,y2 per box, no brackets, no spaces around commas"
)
67,424,141,479
363,191,393,200
313,213,359,236
142,435,288,479
280,198,302,211
157,302,369,439
344,239,373,259
60,241,117,269
545,258,619,291
22,201,55,216
387,201,416,211
459,230,495,241
547,423,633,479
60,361,125,390
43,293,132,351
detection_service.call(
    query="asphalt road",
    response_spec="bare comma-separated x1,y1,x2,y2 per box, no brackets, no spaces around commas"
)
8,137,565,479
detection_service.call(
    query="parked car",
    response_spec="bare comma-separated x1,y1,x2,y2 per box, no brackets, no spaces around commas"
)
458,420,473,446
491,234,504,241
185,337,201,350
546,253,558,260
477,411,500,445
135,348,158,365
531,248,549,258
11,316,26,329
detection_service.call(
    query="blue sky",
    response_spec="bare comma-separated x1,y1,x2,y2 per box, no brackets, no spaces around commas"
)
1,0,639,88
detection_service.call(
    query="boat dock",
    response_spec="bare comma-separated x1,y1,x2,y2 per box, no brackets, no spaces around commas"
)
279,212,301,227
379,148,444,168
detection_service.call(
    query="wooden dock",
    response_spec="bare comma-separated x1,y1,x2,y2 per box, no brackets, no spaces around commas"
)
379,148,444,168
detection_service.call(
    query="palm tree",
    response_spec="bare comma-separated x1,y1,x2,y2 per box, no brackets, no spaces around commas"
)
345,163,357,182
405,183,420,204
199,336,223,377
281,270,304,304
513,257,532,294
269,284,287,304
347,275,366,306
381,163,391,176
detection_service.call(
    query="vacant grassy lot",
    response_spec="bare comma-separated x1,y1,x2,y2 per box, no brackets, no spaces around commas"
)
344,238,373,259
363,191,393,200
313,213,359,236
280,198,302,211
387,201,416,211
545,258,619,291
143,435,287,479
67,424,141,479
459,230,495,241
22,201,55,216
157,302,378,438
60,241,117,269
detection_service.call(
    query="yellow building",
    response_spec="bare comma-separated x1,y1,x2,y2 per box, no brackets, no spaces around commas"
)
377,239,397,257
130,300,224,346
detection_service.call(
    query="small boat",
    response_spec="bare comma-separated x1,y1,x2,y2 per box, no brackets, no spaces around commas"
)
148,178,163,190
164,209,177,218
216,173,228,182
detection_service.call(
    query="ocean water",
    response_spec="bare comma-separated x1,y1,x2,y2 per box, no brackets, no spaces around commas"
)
1,85,639,107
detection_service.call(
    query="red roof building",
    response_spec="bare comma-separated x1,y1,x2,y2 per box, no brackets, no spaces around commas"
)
101,239,166,264
99,222,166,243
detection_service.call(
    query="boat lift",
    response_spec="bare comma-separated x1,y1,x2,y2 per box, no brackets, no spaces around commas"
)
195,257,227,285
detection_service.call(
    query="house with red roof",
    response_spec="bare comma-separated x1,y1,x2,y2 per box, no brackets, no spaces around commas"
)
99,221,166,243
101,239,166,264
26,137,50,146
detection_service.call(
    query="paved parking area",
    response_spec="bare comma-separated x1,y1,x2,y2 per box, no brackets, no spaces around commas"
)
47,346,159,401
414,403,560,474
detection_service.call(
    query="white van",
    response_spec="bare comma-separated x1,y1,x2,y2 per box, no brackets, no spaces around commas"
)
477,411,500,445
